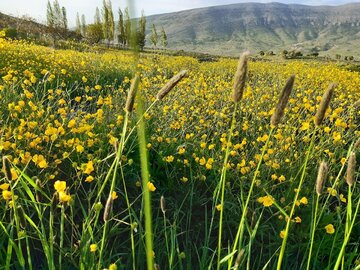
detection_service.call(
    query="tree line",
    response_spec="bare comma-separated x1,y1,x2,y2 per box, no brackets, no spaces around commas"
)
46,0,168,50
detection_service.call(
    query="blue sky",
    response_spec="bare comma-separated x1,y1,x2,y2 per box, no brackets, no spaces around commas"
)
0,0,358,26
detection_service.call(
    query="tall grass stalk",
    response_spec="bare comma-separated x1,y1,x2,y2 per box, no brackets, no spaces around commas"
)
217,102,238,269
277,131,316,270
136,89,154,270
228,127,274,269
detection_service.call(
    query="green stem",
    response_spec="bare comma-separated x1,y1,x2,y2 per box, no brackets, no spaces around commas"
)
277,131,316,270
217,102,238,270
306,194,319,270
59,205,65,270
137,90,154,270
228,127,274,269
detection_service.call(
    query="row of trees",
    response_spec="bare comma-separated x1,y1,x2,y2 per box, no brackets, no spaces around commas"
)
46,0,69,41
73,0,167,49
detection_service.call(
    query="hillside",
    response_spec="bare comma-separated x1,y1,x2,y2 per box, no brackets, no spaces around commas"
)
146,2,360,56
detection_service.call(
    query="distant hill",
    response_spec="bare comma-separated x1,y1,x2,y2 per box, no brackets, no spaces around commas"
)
0,12,48,38
145,2,360,56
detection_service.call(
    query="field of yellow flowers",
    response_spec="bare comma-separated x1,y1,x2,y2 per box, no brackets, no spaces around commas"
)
0,33,359,270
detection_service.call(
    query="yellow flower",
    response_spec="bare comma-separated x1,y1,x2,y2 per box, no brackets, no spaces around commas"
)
178,147,185,154
85,176,94,183
109,263,117,270
58,191,71,203
54,181,66,192
2,190,12,200
257,195,274,207
10,168,18,180
279,230,286,239
294,216,302,223
147,182,156,192
215,204,222,211
83,161,94,174
165,156,174,162
278,175,286,182
0,183,10,190
90,244,97,253
299,197,308,205
300,122,310,131
325,224,335,234
111,191,118,200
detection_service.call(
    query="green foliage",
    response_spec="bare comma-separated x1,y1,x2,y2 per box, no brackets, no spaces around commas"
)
86,23,104,44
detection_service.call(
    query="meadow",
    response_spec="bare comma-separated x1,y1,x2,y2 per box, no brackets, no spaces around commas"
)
0,33,359,270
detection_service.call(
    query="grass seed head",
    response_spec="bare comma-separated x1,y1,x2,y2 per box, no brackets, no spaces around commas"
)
234,248,245,269
2,156,12,181
35,178,42,203
315,83,336,126
316,161,328,196
103,195,114,222
160,195,166,215
346,152,356,186
232,51,250,102
156,70,187,100
125,75,140,113
353,99,360,108
271,75,295,126
355,138,360,150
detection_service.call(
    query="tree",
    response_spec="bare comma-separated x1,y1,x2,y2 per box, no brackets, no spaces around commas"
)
81,14,86,37
102,0,115,46
95,7,101,24
150,24,158,48
160,26,168,48
124,7,131,47
136,10,146,50
117,8,126,47
76,13,81,35
86,23,103,44
46,0,68,45
61,7,68,31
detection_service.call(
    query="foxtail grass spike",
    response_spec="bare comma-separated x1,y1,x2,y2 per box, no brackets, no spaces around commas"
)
316,161,328,195
35,178,42,203
234,249,245,269
160,195,166,215
271,75,295,126
125,75,140,112
346,152,356,186
2,156,12,181
17,205,27,229
103,195,113,222
355,138,360,150
156,70,187,100
315,83,336,126
232,51,250,102
353,99,360,108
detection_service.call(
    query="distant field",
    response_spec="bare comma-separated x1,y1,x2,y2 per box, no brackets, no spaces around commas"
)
0,35,359,269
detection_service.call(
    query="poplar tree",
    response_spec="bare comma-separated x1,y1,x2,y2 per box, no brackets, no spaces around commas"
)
62,7,68,31
102,0,115,46
124,7,131,47
160,26,168,47
95,7,101,24
137,10,146,51
81,14,86,36
150,24,158,48
76,12,81,35
117,8,125,47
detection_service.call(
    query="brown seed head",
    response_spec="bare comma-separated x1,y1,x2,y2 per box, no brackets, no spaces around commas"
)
35,178,42,203
160,195,166,215
125,75,140,113
232,51,250,102
346,152,356,186
315,83,336,126
355,138,360,150
156,70,187,100
234,248,245,269
353,99,360,108
271,75,295,126
316,161,328,196
103,195,114,222
2,156,12,181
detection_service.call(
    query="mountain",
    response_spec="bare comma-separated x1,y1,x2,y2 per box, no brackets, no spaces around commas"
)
145,2,360,56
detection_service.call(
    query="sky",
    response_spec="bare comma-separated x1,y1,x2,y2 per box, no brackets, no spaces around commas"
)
0,0,358,27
